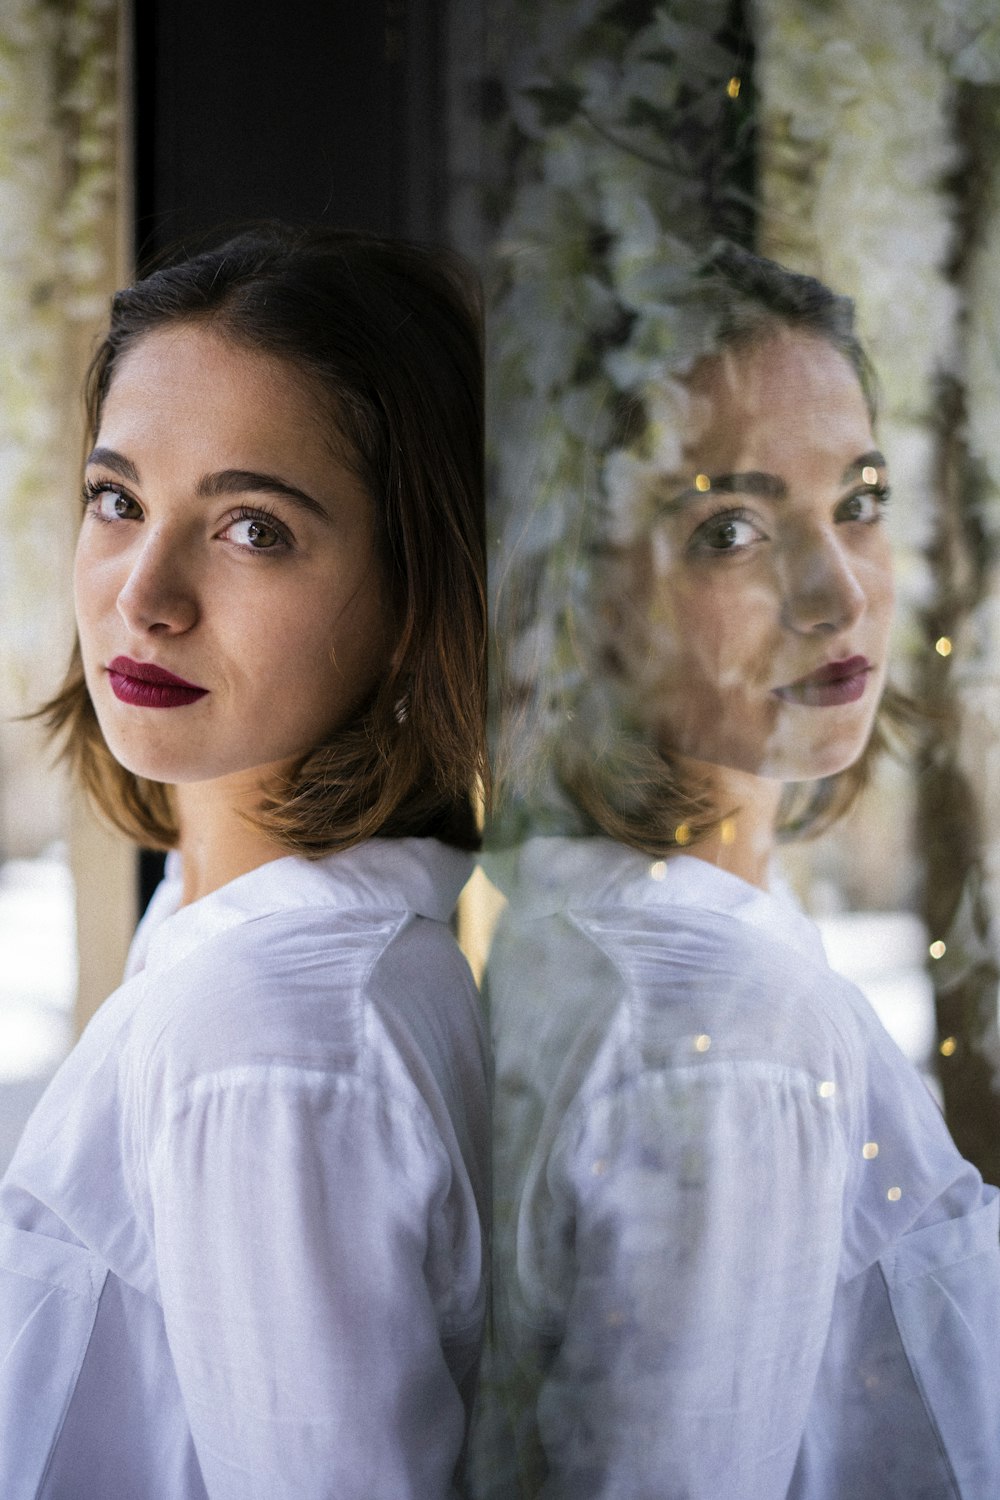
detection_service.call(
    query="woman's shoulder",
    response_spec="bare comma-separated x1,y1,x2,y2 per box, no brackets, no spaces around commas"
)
489,838,863,1077
126,838,480,1097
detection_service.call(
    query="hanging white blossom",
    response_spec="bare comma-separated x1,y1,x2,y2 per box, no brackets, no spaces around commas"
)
0,0,119,672
486,0,748,833
0,0,120,853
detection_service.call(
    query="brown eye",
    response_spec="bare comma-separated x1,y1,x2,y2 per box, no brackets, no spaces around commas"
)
708,521,740,550
84,482,143,522
689,511,763,555
246,521,280,549
838,488,889,525
222,512,291,552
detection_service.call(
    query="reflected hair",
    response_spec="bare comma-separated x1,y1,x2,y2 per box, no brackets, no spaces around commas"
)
699,241,879,422
42,224,486,854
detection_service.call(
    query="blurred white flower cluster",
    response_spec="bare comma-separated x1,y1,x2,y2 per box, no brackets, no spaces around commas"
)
752,0,1000,938
0,0,119,711
754,0,1000,631
756,0,1000,623
486,0,747,829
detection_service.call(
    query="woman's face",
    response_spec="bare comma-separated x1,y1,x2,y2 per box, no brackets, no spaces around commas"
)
612,329,895,786
75,323,390,789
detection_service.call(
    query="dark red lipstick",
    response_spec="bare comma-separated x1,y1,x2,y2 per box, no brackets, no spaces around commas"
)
773,655,872,708
107,655,208,708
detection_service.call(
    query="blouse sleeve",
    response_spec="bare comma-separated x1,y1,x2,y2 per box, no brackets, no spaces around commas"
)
148,1068,470,1500
526,1060,849,1499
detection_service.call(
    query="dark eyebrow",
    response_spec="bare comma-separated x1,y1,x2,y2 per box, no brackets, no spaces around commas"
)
660,471,787,515
84,450,330,523
841,450,887,483
659,450,889,517
197,469,330,522
86,446,140,484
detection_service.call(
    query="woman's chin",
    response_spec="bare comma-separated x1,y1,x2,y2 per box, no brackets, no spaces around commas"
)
768,737,873,784
103,749,182,785
97,733,209,787
753,705,880,784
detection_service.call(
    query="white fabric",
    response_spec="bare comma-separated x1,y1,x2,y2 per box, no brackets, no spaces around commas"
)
0,838,488,1500
472,837,1000,1499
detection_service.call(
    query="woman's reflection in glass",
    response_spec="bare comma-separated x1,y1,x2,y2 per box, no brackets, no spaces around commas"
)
476,247,1000,1499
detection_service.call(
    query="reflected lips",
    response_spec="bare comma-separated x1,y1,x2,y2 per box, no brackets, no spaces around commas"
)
107,656,208,708
774,655,872,707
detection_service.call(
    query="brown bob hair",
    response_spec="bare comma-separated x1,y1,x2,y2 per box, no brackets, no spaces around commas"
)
43,224,486,854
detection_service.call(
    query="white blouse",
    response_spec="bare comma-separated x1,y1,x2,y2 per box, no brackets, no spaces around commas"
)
472,837,1000,1499
0,838,489,1500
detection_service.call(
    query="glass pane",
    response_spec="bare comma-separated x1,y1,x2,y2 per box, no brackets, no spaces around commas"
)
458,3,1000,1491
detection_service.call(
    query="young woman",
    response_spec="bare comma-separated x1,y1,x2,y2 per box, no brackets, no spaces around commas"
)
475,247,1000,1498
0,226,488,1499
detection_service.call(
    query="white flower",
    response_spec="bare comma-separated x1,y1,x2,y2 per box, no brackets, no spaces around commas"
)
0,0,118,707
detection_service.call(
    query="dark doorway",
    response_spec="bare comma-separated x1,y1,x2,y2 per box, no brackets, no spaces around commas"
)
133,0,448,262
131,0,450,911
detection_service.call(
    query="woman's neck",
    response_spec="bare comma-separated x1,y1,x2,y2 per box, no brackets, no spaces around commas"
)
679,763,783,890
173,771,292,906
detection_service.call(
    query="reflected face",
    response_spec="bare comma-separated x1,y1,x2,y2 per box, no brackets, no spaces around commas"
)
74,323,390,789
612,330,895,785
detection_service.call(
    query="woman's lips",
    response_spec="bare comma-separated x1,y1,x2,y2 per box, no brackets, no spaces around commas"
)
773,655,873,708
106,655,208,709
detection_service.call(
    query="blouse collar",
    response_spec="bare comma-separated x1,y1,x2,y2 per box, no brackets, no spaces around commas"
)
483,836,826,964
131,838,473,979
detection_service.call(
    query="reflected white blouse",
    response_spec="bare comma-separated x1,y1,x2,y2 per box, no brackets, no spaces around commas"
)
473,838,1000,1500
0,838,489,1500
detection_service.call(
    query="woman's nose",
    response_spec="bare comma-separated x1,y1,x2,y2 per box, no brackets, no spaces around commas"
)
779,531,866,635
115,531,198,635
